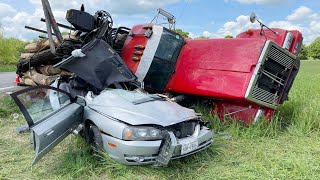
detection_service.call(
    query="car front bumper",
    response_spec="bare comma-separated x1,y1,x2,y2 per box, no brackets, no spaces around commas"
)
101,127,213,165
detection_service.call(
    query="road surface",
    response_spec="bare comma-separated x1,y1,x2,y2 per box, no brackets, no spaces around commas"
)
0,72,16,90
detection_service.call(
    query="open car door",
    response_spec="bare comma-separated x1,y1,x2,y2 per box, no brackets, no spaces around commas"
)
10,86,84,164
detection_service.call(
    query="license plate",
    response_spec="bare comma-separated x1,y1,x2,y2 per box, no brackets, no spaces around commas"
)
181,141,198,155
153,132,177,167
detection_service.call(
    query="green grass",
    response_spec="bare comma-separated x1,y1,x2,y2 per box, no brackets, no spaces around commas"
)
0,61,320,179
0,34,25,65
0,64,16,72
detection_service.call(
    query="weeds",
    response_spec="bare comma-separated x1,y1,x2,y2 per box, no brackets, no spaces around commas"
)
0,97,20,118
0,64,16,72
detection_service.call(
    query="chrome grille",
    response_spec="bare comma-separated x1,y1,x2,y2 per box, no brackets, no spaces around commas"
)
268,46,294,69
252,87,279,105
245,41,296,109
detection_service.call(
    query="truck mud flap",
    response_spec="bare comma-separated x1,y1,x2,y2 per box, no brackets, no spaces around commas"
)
153,131,177,167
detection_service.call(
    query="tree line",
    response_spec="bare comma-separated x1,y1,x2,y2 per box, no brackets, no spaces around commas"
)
0,26,318,65
299,37,320,60
175,29,319,60
0,28,25,65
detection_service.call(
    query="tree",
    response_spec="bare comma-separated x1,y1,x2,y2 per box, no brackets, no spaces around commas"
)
224,35,234,38
175,29,189,38
308,37,320,60
298,44,308,60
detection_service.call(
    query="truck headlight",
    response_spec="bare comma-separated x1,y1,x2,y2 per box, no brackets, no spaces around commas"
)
122,126,163,141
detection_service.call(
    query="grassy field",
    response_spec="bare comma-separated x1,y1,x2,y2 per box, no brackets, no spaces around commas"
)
0,64,16,72
0,61,319,179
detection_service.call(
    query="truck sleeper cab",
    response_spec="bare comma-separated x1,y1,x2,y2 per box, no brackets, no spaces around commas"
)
121,24,302,124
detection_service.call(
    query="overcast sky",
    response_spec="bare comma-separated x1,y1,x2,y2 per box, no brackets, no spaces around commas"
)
0,0,319,44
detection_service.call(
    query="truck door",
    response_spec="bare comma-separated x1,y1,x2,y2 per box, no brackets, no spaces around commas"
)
10,86,84,164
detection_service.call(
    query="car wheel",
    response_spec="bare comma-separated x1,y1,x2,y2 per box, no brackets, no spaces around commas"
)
88,125,104,153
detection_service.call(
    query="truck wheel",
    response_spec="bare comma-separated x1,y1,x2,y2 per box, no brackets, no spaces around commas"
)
88,125,104,153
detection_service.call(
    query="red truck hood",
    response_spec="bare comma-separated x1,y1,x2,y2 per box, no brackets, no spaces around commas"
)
166,38,267,100
181,38,266,73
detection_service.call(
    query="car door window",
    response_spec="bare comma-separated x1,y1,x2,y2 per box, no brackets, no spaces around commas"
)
12,86,73,127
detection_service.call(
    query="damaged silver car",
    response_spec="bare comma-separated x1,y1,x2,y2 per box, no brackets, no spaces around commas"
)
11,38,213,166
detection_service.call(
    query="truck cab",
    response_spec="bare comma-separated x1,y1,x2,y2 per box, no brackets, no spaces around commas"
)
120,24,303,124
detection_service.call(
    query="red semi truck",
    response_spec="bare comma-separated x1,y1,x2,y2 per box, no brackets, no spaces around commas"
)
120,24,302,124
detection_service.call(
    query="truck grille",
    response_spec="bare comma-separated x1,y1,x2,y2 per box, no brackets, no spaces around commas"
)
245,41,297,109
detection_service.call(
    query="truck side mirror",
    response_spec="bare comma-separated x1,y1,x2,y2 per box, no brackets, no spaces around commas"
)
250,12,257,23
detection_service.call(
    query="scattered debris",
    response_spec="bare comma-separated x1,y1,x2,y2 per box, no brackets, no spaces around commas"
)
12,113,19,119
218,133,232,140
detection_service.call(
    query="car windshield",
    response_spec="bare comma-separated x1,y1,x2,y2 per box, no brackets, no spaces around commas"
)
101,89,164,104
143,28,185,91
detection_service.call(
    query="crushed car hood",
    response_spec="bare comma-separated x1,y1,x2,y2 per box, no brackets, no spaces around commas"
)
87,89,198,126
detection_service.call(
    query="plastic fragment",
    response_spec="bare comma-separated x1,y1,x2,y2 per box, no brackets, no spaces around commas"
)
71,49,86,57
12,113,19,119
218,133,232,140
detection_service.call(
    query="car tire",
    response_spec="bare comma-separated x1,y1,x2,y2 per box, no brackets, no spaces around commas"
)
88,125,104,153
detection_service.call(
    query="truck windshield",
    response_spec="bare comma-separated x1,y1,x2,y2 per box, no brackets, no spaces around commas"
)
144,28,185,91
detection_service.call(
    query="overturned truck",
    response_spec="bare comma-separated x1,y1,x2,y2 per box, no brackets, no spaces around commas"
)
120,16,302,124
16,4,302,125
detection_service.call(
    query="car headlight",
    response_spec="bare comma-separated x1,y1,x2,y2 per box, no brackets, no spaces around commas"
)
122,126,163,141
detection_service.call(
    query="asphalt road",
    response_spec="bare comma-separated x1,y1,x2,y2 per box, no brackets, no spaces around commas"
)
0,72,16,89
